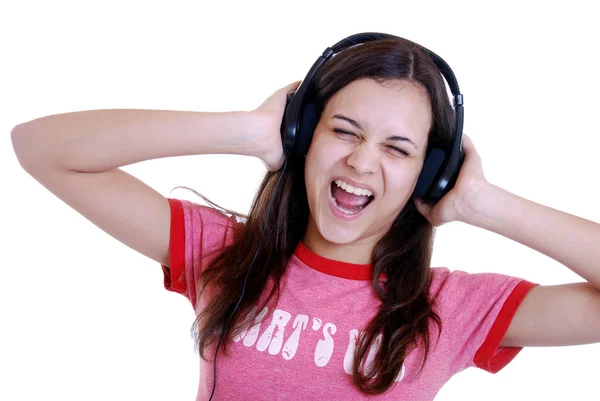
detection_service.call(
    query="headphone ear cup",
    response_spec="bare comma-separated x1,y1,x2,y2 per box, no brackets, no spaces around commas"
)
414,148,445,200
295,102,320,156
281,91,296,152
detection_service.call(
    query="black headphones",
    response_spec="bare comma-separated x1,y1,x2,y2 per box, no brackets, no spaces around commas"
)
280,32,465,204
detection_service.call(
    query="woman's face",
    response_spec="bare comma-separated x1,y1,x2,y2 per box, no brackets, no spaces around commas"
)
304,78,432,250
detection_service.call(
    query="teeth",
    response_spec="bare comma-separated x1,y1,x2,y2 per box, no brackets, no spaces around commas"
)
334,180,373,197
333,200,362,215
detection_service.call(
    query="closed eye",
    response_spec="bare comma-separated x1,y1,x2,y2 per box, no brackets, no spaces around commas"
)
333,129,410,157
333,128,357,138
387,146,410,156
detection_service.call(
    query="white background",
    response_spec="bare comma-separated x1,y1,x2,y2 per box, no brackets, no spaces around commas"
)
2,0,599,400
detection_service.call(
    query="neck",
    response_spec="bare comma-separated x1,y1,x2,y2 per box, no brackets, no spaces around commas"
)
302,218,376,264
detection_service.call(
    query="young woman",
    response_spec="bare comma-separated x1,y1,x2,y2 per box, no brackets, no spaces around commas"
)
11,34,600,401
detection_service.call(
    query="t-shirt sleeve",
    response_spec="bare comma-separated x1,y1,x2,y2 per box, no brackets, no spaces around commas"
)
434,268,540,374
160,198,239,310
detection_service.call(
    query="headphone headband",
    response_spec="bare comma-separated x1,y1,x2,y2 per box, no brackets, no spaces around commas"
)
327,33,462,105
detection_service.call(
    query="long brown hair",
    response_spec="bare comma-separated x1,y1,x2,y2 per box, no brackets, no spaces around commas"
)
185,37,456,394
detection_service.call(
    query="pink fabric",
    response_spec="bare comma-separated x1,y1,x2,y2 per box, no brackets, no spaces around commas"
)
161,199,539,401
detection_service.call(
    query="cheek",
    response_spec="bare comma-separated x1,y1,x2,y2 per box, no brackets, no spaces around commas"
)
381,167,422,205
304,152,323,202
305,138,339,181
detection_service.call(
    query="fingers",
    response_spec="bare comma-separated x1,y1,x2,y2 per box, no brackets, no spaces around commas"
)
280,80,302,95
461,133,476,153
461,133,483,167
413,196,433,221
279,81,302,95
462,133,471,147
289,80,302,90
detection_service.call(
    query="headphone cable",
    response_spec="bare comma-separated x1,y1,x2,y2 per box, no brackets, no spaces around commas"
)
208,155,289,400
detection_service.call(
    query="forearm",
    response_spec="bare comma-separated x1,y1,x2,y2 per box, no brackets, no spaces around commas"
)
11,109,265,173
463,183,600,288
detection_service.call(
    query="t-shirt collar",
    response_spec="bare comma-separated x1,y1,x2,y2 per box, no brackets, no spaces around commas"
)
294,241,373,280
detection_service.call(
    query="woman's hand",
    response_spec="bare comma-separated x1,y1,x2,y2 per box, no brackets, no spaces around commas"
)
413,134,489,226
252,81,301,171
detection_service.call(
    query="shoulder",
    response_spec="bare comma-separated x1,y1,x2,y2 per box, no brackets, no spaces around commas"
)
427,266,528,312
167,198,244,254
171,198,243,228
429,266,524,292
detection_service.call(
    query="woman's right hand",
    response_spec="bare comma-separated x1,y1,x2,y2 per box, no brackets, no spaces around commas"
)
252,81,301,171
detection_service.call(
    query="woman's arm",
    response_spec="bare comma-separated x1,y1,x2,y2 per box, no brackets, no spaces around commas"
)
12,109,266,173
10,109,264,267
10,82,296,267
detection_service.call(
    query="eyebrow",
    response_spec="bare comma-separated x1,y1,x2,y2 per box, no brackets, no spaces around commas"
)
331,114,418,150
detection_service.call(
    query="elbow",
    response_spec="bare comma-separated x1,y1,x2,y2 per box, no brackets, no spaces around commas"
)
11,123,42,173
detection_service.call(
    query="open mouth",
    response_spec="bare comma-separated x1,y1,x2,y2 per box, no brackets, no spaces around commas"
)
330,181,375,215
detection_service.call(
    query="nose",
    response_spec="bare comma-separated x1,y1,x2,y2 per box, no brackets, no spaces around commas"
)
346,143,378,175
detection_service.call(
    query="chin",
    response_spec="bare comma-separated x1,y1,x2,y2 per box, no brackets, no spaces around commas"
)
315,217,366,245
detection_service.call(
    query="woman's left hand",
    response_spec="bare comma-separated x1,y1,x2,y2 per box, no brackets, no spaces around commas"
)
413,134,489,227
